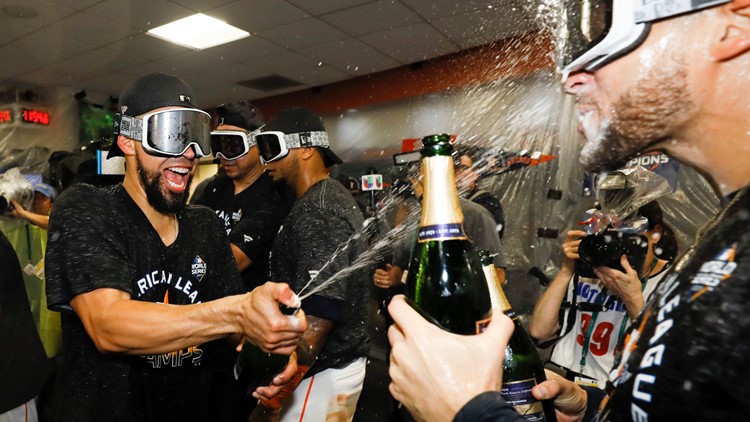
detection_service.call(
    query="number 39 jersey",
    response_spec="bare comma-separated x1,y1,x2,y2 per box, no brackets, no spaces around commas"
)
550,272,666,384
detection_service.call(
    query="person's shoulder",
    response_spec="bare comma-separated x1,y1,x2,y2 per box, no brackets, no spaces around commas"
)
460,197,493,219
183,203,223,223
55,183,118,210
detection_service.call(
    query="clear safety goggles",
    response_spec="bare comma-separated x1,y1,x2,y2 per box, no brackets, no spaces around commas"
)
116,108,211,157
556,0,731,82
255,130,329,164
210,127,262,160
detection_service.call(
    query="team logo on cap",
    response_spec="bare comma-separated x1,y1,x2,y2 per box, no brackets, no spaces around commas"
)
191,255,207,282
180,95,191,103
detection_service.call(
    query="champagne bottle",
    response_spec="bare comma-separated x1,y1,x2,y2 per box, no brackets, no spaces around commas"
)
479,251,557,422
233,304,299,396
404,134,491,334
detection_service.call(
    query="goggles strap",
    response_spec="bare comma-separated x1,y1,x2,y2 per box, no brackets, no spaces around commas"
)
634,0,731,23
116,114,144,141
283,131,329,149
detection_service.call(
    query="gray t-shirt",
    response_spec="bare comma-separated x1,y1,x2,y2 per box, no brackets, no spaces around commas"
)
394,197,506,269
269,178,369,376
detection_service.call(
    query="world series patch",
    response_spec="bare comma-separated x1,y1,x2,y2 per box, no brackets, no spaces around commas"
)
192,256,207,282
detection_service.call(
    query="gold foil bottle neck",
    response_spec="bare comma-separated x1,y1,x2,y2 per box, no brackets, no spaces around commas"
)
418,155,466,242
481,261,512,313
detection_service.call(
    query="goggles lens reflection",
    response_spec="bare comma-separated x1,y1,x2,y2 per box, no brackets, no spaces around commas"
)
556,0,612,71
256,132,288,163
120,108,211,157
210,132,251,160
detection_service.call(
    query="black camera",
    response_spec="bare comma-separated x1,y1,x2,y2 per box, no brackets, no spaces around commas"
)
575,228,649,278
0,195,11,214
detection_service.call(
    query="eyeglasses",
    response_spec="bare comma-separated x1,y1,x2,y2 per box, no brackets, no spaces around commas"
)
556,0,731,82
255,130,329,164
116,108,211,157
210,128,262,160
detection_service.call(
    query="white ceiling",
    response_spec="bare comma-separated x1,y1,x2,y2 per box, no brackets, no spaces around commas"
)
0,0,539,108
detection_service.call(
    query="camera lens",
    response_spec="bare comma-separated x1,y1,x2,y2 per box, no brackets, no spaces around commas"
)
578,231,625,268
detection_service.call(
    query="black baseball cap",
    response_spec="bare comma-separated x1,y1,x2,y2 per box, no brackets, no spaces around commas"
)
265,107,343,167
216,101,264,132
110,72,199,157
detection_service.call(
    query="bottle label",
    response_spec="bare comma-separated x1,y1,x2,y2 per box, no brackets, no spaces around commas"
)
501,378,545,421
417,223,466,242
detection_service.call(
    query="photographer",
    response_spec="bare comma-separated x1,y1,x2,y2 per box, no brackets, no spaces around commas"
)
529,201,676,387
8,182,56,230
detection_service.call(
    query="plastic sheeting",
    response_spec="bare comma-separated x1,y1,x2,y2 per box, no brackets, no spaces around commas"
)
324,70,720,315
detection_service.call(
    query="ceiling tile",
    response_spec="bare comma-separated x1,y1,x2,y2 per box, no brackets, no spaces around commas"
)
8,67,78,88
246,51,322,75
204,35,286,63
85,0,194,31
433,6,534,49
49,47,147,82
0,31,95,68
42,0,104,11
156,50,238,74
277,64,349,87
0,20,39,45
322,0,423,37
197,63,270,86
284,0,373,15
0,0,77,30
168,0,238,13
359,23,458,64
107,34,189,61
193,84,265,108
207,0,309,33
256,18,348,50
40,12,139,47
299,38,400,76
0,43,49,80
401,0,505,20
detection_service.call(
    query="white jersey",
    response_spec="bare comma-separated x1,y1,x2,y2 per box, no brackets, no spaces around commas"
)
549,270,668,384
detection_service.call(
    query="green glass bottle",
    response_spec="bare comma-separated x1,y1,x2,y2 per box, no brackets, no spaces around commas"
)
404,134,491,335
233,304,298,396
479,251,557,422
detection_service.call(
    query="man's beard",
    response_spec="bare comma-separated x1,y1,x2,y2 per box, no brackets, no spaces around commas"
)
135,153,191,214
579,60,694,173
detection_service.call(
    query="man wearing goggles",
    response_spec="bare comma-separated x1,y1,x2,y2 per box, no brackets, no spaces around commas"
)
193,101,290,290
193,101,290,421
388,1,750,422
44,73,306,422
249,107,368,422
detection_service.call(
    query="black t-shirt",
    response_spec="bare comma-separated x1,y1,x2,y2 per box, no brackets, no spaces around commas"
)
468,189,505,239
595,187,750,421
45,184,244,422
0,231,51,413
192,173,288,291
270,179,369,376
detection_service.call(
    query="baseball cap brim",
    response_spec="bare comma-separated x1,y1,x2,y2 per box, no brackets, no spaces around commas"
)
320,147,343,167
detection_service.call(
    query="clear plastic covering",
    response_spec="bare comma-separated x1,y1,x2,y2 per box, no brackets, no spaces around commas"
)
325,71,720,317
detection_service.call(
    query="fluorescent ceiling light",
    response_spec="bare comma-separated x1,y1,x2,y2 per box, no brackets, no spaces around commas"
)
147,13,249,50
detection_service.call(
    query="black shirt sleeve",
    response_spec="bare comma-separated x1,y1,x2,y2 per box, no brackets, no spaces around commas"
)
453,392,527,422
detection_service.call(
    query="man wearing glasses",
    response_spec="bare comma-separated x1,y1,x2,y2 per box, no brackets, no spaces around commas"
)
387,1,750,421
44,73,307,422
251,107,369,421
